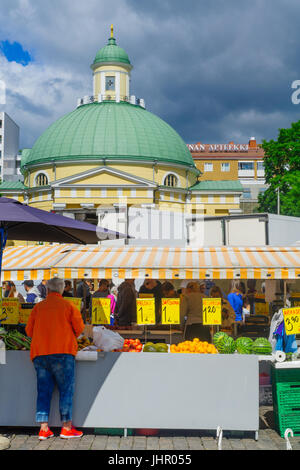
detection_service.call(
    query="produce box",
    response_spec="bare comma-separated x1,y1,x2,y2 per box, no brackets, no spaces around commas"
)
274,411,300,437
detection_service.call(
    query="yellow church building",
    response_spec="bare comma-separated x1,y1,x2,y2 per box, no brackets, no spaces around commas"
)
0,27,243,243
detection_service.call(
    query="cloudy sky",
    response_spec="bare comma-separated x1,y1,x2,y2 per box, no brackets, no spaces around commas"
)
0,0,300,149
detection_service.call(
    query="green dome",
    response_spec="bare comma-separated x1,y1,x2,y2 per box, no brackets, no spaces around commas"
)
24,102,196,169
93,37,131,67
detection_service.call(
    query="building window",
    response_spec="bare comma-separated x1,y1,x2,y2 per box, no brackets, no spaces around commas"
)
35,173,49,186
164,173,178,187
221,163,230,172
204,163,213,172
243,188,252,199
238,162,254,171
0,120,2,129
105,76,115,91
257,161,264,171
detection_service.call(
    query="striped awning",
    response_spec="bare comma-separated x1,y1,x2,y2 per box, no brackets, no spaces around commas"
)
2,244,300,281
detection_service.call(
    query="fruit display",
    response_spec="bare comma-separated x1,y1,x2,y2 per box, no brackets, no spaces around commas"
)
170,338,218,354
215,334,236,354
119,338,143,353
143,342,169,353
77,335,93,351
0,328,31,350
236,337,254,355
251,337,272,355
213,331,229,350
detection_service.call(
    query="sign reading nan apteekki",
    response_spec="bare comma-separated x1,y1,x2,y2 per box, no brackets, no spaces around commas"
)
187,144,249,153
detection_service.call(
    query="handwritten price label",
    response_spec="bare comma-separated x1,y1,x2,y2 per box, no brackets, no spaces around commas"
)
283,307,300,335
1,298,20,325
65,297,82,311
203,298,222,325
19,303,34,324
136,298,156,325
92,298,111,325
161,298,180,325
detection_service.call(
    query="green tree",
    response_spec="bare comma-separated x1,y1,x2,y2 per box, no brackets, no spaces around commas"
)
258,121,300,216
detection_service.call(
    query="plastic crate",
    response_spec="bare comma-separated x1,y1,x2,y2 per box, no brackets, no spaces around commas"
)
273,385,300,414
272,366,300,384
94,428,133,436
274,411,300,437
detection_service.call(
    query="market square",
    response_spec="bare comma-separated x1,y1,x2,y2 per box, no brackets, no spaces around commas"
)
1,0,300,456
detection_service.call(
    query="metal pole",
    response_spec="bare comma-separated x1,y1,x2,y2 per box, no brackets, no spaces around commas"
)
277,187,280,215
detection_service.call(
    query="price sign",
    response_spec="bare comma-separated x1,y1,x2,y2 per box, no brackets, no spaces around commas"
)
19,303,35,324
66,297,82,311
283,307,300,335
92,298,111,325
203,298,222,325
136,298,156,325
161,298,180,325
1,298,20,325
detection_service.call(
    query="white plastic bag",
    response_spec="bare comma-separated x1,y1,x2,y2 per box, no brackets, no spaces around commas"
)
93,326,124,352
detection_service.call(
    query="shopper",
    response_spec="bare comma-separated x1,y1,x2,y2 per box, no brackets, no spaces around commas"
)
161,281,177,298
227,280,244,322
90,279,116,315
209,285,236,333
37,280,47,299
180,281,210,341
63,280,74,298
25,277,85,440
3,281,25,302
115,279,137,326
76,279,91,309
139,279,162,323
23,280,43,304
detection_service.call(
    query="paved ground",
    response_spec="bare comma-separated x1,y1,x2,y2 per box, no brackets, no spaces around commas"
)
1,406,299,451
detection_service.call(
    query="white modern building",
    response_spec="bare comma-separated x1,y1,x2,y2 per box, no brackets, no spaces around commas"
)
0,112,20,182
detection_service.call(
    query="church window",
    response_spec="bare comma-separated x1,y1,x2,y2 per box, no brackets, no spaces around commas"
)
106,76,115,91
35,173,49,186
164,173,178,187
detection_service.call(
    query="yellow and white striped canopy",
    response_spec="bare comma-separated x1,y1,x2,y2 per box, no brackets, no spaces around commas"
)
2,244,300,281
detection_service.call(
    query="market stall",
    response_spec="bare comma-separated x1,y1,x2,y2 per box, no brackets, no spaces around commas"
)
1,244,300,438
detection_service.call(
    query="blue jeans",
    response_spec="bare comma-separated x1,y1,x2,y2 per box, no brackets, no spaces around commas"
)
33,354,75,424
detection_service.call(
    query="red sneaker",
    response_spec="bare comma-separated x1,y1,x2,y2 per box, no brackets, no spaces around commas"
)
38,428,54,440
60,426,83,439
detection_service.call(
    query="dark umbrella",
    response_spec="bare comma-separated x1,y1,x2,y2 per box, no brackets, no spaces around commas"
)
0,197,125,282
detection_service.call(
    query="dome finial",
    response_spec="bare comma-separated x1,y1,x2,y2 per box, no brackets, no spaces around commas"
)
111,24,114,38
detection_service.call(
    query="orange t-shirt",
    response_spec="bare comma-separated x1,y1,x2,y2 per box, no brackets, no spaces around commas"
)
25,292,85,361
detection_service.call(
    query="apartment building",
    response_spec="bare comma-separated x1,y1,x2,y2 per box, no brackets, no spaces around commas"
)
0,112,20,182
188,137,267,214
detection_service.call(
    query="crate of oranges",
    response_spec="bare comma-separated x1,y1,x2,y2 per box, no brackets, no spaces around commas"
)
170,338,218,354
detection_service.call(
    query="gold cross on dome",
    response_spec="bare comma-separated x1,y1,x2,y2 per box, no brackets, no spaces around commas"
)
111,24,114,38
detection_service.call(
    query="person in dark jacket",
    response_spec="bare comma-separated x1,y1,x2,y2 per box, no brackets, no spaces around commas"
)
115,279,136,326
139,279,162,323
37,280,47,299
62,280,73,298
76,279,91,308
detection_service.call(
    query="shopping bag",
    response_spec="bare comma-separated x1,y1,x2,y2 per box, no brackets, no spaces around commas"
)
93,326,124,352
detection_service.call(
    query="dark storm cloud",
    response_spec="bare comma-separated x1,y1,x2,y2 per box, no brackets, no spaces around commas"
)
1,0,300,147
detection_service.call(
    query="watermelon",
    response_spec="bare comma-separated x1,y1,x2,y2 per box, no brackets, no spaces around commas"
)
216,335,236,354
213,332,229,349
236,337,254,355
251,337,272,355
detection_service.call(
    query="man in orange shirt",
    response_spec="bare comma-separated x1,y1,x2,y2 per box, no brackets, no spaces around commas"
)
25,277,85,440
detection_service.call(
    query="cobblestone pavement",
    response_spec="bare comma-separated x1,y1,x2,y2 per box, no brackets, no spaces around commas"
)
1,407,299,450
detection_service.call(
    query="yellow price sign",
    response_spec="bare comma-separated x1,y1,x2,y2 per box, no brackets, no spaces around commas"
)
203,298,222,325
19,303,34,324
136,298,156,325
283,307,300,335
161,298,180,325
92,298,111,325
1,298,20,325
66,297,82,311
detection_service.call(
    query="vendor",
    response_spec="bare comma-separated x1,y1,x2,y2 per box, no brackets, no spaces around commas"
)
90,279,116,315
161,281,177,298
180,281,210,342
115,279,137,326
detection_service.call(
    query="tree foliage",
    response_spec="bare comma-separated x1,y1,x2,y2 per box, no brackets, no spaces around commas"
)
258,121,300,216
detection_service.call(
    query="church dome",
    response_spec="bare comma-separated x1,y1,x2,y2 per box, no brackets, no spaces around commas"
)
23,101,196,169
